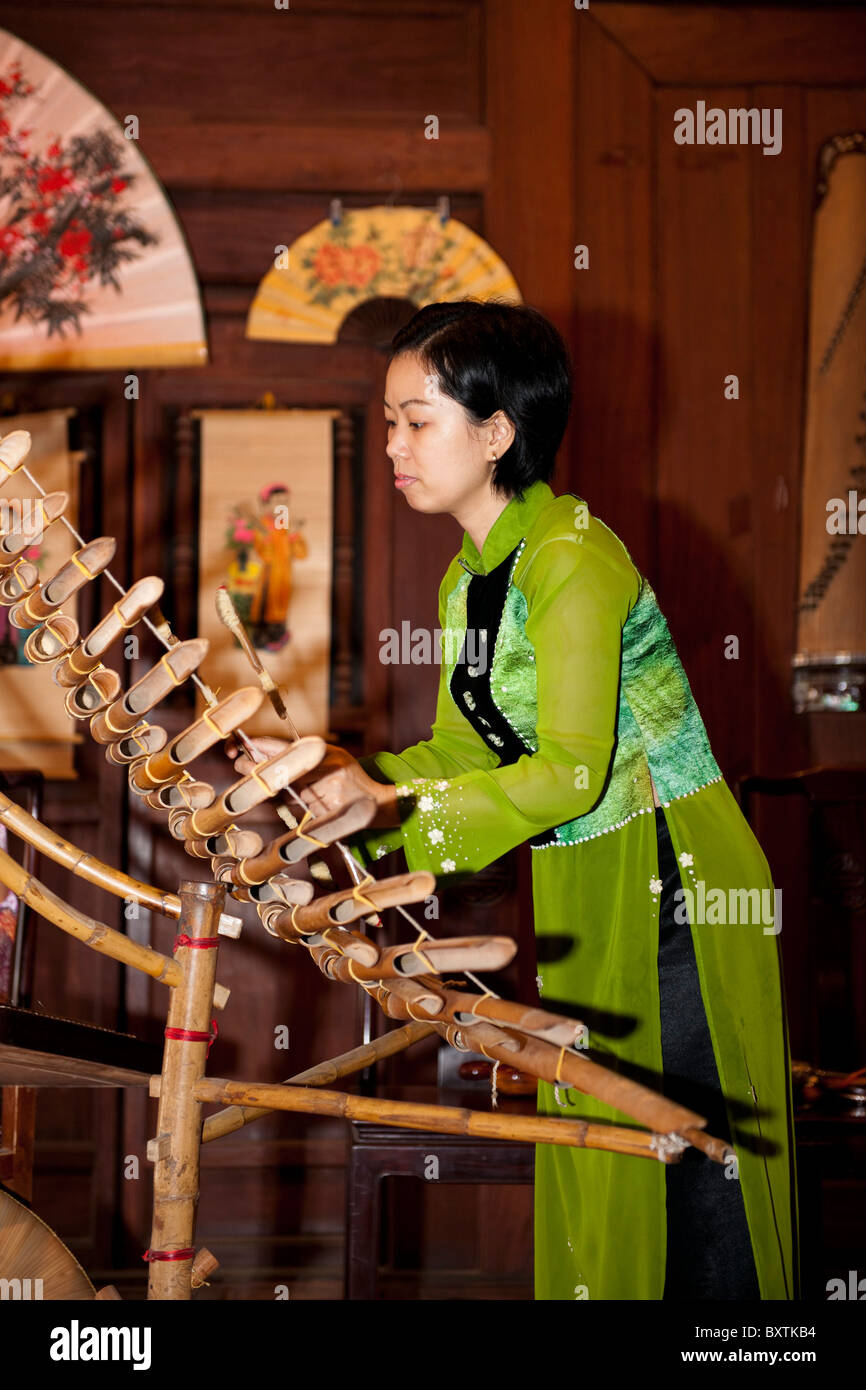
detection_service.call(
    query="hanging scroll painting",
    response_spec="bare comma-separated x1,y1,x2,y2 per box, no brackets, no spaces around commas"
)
195,409,337,739
794,134,866,712
246,205,522,345
0,408,80,778
0,27,207,370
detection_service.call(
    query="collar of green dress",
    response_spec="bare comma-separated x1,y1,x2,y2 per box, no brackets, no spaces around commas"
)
459,478,555,575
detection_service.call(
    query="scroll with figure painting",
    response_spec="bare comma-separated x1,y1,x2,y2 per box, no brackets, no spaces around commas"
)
195,409,337,738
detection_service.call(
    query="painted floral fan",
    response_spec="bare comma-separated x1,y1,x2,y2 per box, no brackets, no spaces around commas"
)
0,27,207,370
246,206,523,346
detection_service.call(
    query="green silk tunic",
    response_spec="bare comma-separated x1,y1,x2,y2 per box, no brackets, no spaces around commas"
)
350,479,799,1301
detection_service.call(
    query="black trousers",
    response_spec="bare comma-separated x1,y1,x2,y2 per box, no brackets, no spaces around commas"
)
655,806,761,1300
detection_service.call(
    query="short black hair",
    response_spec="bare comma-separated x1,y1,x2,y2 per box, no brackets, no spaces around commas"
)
388,298,572,500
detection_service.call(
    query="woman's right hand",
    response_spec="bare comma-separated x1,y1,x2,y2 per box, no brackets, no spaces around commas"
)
226,737,400,828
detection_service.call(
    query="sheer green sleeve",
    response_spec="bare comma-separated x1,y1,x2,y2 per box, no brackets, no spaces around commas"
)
350,538,639,877
348,561,499,867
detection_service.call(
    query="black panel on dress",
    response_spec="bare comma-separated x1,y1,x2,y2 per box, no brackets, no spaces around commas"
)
449,544,546,849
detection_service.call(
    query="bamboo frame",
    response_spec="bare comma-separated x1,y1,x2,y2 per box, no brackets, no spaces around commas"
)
192,1077,687,1162
201,1022,436,1140
0,845,182,989
0,790,241,936
146,882,224,1300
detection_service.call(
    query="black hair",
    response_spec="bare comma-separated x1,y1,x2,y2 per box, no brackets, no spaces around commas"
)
388,298,572,500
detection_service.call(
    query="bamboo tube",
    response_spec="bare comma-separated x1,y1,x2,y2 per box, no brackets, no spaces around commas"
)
200,1021,436,1142
190,1249,219,1289
142,780,216,812
128,687,265,792
147,881,225,1300
8,537,116,628
255,901,380,963
271,870,436,935
310,935,518,983
105,724,168,765
418,1009,706,1137
229,797,376,885
24,613,79,663
229,873,312,907
64,665,122,719
193,1077,683,1161
53,575,165,686
433,985,587,1048
374,971,588,1048
184,736,326,839
0,558,37,603
0,791,240,946
679,1127,735,1164
367,974,706,1136
0,845,181,988
191,827,264,860
0,429,33,479
90,639,209,743
0,490,67,565
167,807,193,841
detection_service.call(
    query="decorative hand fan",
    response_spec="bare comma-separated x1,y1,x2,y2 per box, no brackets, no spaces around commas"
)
0,27,207,370
246,205,522,345
0,1187,96,1298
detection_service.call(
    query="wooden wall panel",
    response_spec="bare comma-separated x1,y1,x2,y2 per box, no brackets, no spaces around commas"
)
593,3,866,85
571,13,655,572
751,85,812,780
654,86,757,784
0,3,484,125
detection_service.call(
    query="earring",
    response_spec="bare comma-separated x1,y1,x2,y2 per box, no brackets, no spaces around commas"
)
491,453,498,461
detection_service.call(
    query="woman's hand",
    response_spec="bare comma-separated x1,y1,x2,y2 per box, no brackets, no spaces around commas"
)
226,737,400,828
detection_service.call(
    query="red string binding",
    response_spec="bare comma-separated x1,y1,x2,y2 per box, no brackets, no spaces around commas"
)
164,1018,218,1055
143,1247,196,1263
173,934,221,952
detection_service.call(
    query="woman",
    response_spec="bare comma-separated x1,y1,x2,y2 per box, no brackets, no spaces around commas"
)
236,299,799,1301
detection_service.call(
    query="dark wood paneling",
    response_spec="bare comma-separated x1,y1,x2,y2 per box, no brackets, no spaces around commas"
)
571,13,655,570
751,83,811,779
141,124,490,193
593,3,866,84
0,3,484,124
654,85,757,784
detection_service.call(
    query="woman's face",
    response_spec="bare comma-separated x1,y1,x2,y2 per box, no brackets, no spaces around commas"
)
384,352,511,516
